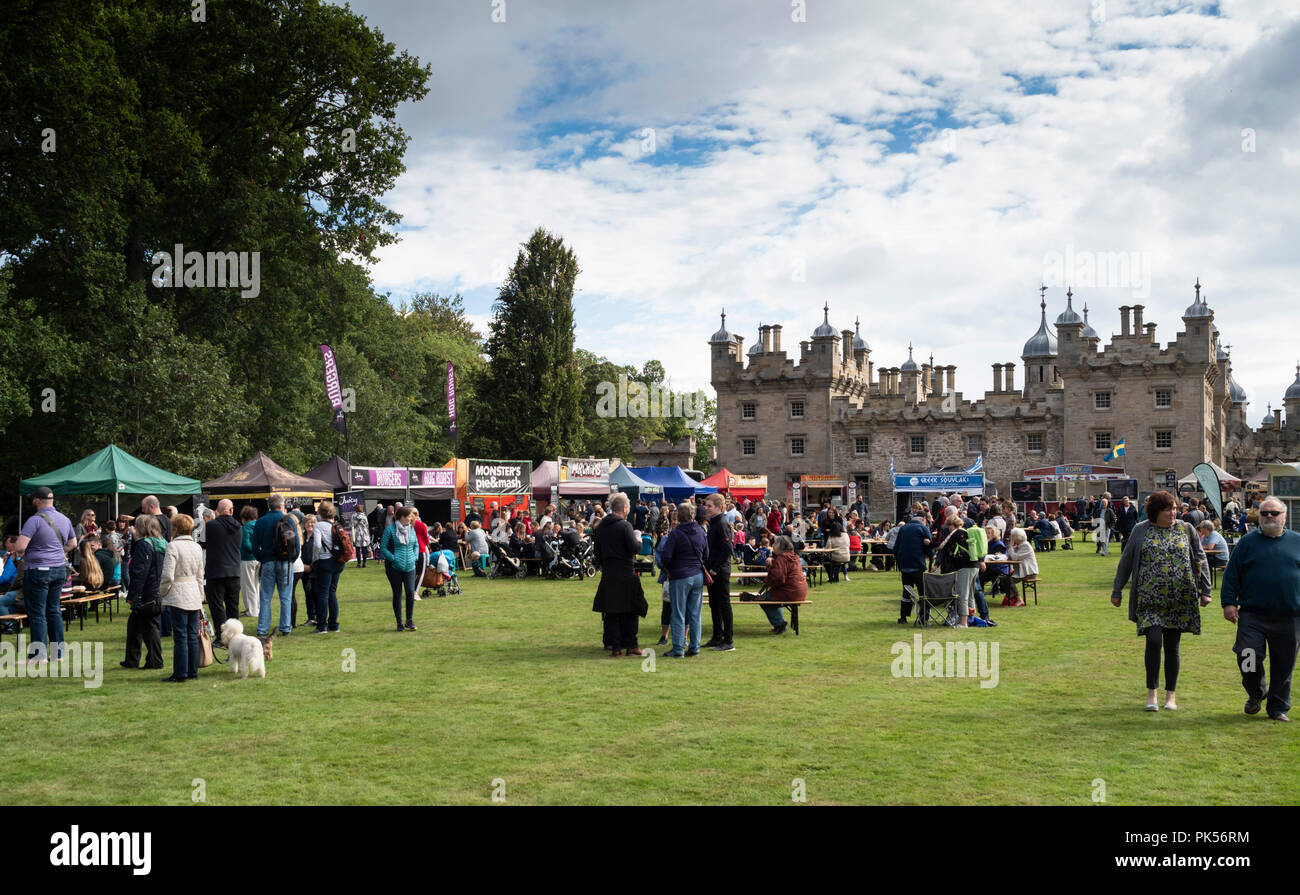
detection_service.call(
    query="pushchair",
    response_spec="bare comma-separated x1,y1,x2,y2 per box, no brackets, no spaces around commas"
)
546,530,587,580
420,548,461,598
488,539,526,580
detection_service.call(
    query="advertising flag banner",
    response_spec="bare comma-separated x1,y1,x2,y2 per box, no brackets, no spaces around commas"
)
321,344,346,434
337,491,365,523
1192,463,1224,520
447,362,457,435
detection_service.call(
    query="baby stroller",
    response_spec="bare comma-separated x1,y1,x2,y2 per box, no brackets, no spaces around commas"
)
547,530,587,580
488,539,526,580
420,548,461,598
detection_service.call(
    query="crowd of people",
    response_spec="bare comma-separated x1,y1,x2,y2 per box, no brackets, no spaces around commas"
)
2,483,1296,719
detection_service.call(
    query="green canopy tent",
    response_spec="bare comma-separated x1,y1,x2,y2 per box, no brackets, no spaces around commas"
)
19,444,202,521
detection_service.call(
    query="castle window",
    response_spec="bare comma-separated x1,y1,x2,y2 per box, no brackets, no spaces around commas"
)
790,438,805,457
967,434,982,454
742,402,756,421
1155,430,1173,450
1095,392,1112,410
1027,433,1043,453
742,438,756,456
1095,431,1113,451
855,437,869,456
910,435,926,454
790,400,804,419
1155,389,1172,409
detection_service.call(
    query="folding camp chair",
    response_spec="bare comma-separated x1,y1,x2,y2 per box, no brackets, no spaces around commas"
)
904,571,957,628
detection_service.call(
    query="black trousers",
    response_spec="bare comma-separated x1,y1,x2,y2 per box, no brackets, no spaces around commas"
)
1143,626,1182,691
124,607,163,668
603,611,639,650
1235,610,1300,717
707,573,732,643
900,570,925,620
205,577,240,636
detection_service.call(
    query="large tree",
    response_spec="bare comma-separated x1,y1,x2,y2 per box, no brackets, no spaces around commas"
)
470,228,585,463
0,0,432,486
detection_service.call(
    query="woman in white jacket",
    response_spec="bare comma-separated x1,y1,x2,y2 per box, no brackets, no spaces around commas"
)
1005,527,1039,607
159,514,206,682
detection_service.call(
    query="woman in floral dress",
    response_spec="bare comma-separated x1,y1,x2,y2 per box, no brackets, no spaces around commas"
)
1111,491,1212,712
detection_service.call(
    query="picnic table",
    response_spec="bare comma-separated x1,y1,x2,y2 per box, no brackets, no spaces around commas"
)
727,568,811,634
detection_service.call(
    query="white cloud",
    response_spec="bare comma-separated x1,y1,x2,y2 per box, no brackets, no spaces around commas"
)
344,0,1300,412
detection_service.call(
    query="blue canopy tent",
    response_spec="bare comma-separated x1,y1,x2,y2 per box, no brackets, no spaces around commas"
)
608,464,662,505
629,466,717,503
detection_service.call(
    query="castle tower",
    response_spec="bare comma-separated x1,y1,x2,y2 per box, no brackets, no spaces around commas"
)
1054,287,1085,363
708,309,742,377
1021,286,1059,399
1180,278,1214,364
808,303,840,376
1285,363,1300,433
899,344,922,406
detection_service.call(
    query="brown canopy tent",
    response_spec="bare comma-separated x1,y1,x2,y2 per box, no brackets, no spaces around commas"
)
202,452,334,501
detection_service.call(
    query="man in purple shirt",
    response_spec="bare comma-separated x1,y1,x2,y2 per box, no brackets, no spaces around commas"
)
14,486,76,661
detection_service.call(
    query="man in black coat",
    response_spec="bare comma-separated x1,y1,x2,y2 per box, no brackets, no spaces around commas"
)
702,492,735,650
1116,495,1138,546
592,493,647,657
204,499,244,643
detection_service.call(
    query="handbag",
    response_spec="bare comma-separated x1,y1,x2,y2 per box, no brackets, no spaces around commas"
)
197,609,215,668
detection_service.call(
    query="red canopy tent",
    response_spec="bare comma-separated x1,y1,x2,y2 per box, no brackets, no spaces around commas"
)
702,467,768,501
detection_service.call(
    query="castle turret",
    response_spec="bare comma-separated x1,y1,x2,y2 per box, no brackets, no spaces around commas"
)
1055,287,1085,362
708,309,742,377
1285,363,1300,433
900,344,922,405
1022,287,1059,399
1181,278,1214,363
808,303,840,375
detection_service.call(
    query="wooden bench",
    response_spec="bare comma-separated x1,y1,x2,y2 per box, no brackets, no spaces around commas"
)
732,599,812,634
1017,575,1040,606
0,613,26,644
60,585,120,630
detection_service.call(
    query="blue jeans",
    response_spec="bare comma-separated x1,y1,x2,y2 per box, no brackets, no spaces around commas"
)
22,565,66,660
312,557,342,631
971,575,989,620
760,599,786,628
169,606,200,678
669,573,704,654
258,560,294,635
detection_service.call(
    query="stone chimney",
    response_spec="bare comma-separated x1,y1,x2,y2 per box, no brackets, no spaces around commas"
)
1132,304,1144,333
1119,306,1131,337
771,324,782,354
1145,322,1157,344
1005,363,1015,393
760,324,772,353
993,363,1003,392
1276,408,1284,430
922,362,933,393
945,365,956,393
841,329,854,365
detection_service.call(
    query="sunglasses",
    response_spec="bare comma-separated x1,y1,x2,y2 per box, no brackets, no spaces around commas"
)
1260,510,1283,517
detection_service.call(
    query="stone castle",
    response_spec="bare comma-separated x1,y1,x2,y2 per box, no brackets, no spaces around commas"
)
709,282,1300,514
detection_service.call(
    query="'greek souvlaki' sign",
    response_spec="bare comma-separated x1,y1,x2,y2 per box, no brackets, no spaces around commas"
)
893,473,984,492
468,459,532,495
559,457,610,484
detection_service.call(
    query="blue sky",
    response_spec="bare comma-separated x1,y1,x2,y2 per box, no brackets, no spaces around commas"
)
345,0,1300,410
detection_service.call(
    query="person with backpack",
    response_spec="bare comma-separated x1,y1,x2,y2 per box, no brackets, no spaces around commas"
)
121,514,166,670
937,509,979,628
310,500,348,634
252,493,299,638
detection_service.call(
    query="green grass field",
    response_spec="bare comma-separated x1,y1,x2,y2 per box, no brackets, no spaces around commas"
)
2,537,1294,805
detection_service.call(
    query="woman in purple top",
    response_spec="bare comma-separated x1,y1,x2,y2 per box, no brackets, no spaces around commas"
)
14,487,77,662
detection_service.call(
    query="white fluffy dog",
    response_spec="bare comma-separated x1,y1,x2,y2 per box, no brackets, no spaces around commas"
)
221,618,266,679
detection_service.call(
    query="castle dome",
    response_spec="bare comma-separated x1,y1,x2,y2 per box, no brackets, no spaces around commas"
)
1055,288,1082,325
1229,374,1246,404
1022,292,1058,358
852,316,869,351
1183,278,1211,319
1285,364,1300,401
812,303,837,338
747,323,763,356
900,343,919,372
709,309,734,344
1081,304,1099,340
1261,403,1274,427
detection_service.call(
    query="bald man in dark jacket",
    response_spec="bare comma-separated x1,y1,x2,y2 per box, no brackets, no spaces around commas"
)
592,494,648,657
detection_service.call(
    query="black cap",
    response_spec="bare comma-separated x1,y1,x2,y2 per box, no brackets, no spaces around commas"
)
31,486,54,500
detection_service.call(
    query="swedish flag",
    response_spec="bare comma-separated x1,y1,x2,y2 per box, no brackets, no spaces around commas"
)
1104,438,1126,463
